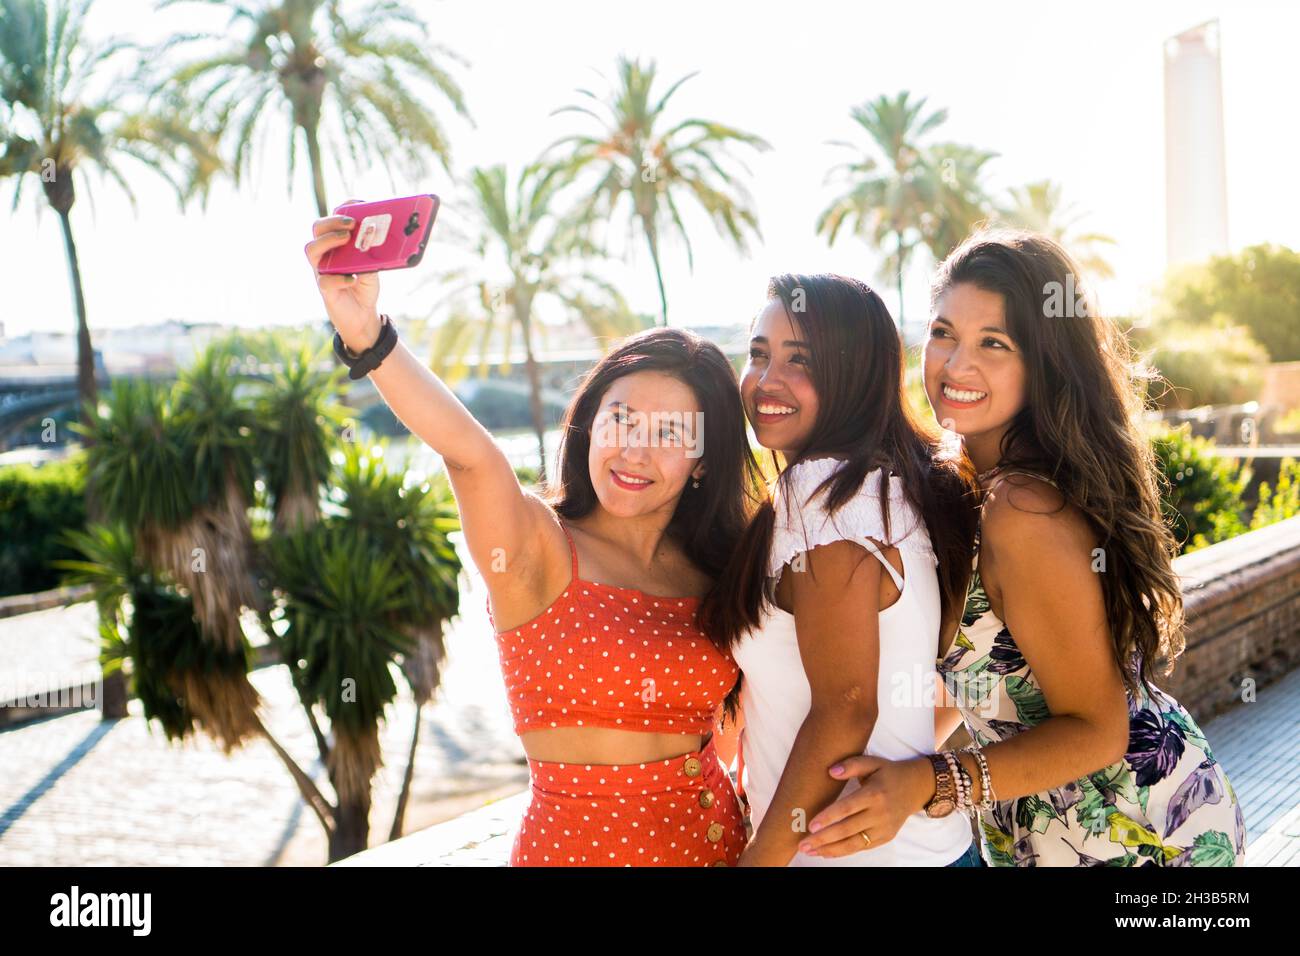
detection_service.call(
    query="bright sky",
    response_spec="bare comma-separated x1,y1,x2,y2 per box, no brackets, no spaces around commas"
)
4,0,1298,344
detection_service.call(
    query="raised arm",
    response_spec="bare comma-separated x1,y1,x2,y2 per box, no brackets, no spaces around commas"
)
304,204,563,607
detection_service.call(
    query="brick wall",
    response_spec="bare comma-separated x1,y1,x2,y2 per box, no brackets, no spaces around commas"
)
1162,515,1300,721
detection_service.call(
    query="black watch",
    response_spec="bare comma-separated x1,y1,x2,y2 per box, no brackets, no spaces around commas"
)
333,314,398,379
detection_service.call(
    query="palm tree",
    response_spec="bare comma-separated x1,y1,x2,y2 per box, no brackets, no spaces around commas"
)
919,141,998,264
546,55,769,327
999,179,1117,279
817,91,952,329
151,0,471,217
427,162,649,476
0,0,221,439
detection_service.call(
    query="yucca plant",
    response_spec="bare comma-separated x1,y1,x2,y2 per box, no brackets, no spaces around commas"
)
65,336,467,861
251,339,350,531
140,341,259,653
329,441,462,843
53,523,260,752
268,440,464,861
71,378,193,529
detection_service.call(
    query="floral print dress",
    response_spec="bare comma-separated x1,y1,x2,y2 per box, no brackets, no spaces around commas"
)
936,470,1247,866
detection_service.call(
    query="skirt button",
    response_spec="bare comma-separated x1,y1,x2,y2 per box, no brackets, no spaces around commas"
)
683,756,703,778
706,822,725,842
698,789,716,809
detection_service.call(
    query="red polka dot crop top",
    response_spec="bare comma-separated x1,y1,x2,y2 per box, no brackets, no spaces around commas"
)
487,521,740,737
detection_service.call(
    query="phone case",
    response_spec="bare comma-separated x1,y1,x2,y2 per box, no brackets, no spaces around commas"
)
317,193,440,275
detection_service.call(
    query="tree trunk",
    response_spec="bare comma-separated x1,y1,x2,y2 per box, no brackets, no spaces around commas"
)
303,120,328,218
56,208,98,432
645,223,669,327
56,205,105,525
389,700,423,841
330,795,371,862
519,308,548,480
250,712,336,836
895,231,907,332
99,669,129,720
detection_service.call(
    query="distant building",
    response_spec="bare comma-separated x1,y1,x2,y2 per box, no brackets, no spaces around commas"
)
1163,19,1230,268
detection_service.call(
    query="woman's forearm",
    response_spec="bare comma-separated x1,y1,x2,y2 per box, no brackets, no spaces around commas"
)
358,322,501,474
742,705,875,866
917,714,1128,813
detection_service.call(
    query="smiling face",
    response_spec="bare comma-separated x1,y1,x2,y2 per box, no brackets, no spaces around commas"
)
587,369,706,519
923,282,1026,468
741,298,819,457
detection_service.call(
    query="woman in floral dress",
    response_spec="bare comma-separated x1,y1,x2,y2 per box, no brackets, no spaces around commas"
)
798,230,1246,866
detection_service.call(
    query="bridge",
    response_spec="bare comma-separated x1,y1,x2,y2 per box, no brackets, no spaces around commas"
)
0,349,616,447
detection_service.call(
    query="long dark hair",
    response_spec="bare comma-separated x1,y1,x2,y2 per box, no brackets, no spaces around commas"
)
931,229,1185,697
698,274,978,662
546,325,766,601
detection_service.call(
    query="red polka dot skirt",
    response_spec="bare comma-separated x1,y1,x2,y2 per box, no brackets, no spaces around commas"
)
511,735,745,866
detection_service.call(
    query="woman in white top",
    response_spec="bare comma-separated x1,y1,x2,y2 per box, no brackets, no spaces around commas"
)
698,273,981,866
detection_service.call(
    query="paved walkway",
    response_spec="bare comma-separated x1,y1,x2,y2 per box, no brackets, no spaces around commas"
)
0,565,528,866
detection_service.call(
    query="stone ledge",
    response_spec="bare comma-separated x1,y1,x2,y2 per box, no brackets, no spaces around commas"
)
1167,515,1300,719
0,583,94,619
331,790,527,867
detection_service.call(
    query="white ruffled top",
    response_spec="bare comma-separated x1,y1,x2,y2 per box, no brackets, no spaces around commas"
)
767,457,938,580
733,456,971,867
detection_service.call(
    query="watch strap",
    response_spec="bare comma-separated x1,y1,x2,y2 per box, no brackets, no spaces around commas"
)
333,314,398,379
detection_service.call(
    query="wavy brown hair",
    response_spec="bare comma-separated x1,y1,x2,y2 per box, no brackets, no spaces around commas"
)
931,229,1185,697
546,325,766,590
698,274,980,693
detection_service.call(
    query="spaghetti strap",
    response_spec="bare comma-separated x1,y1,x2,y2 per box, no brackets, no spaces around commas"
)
558,520,580,579
860,538,906,591
985,467,1060,490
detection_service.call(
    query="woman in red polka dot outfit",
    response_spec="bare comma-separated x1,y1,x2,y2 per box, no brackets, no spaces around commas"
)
486,330,765,866
303,229,765,866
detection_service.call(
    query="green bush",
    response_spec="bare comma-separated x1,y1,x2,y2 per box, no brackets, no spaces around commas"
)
1157,244,1300,362
1136,321,1268,409
0,452,88,596
1151,424,1249,553
1251,457,1300,529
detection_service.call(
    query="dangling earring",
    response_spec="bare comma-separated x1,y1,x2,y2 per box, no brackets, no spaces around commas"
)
692,476,701,489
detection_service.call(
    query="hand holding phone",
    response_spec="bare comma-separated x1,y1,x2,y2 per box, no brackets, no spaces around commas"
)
304,199,395,352
316,193,439,276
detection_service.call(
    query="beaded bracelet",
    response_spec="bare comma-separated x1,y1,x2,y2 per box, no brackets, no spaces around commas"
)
962,744,998,812
941,750,970,816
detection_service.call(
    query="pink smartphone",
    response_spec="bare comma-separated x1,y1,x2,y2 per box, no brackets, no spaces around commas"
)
317,193,440,275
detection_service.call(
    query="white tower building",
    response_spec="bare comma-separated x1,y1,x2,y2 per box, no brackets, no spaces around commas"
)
1163,20,1230,268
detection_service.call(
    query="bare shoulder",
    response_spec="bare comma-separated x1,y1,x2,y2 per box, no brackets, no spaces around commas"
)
980,474,1095,559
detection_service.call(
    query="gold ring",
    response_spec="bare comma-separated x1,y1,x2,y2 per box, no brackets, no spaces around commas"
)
860,830,872,846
